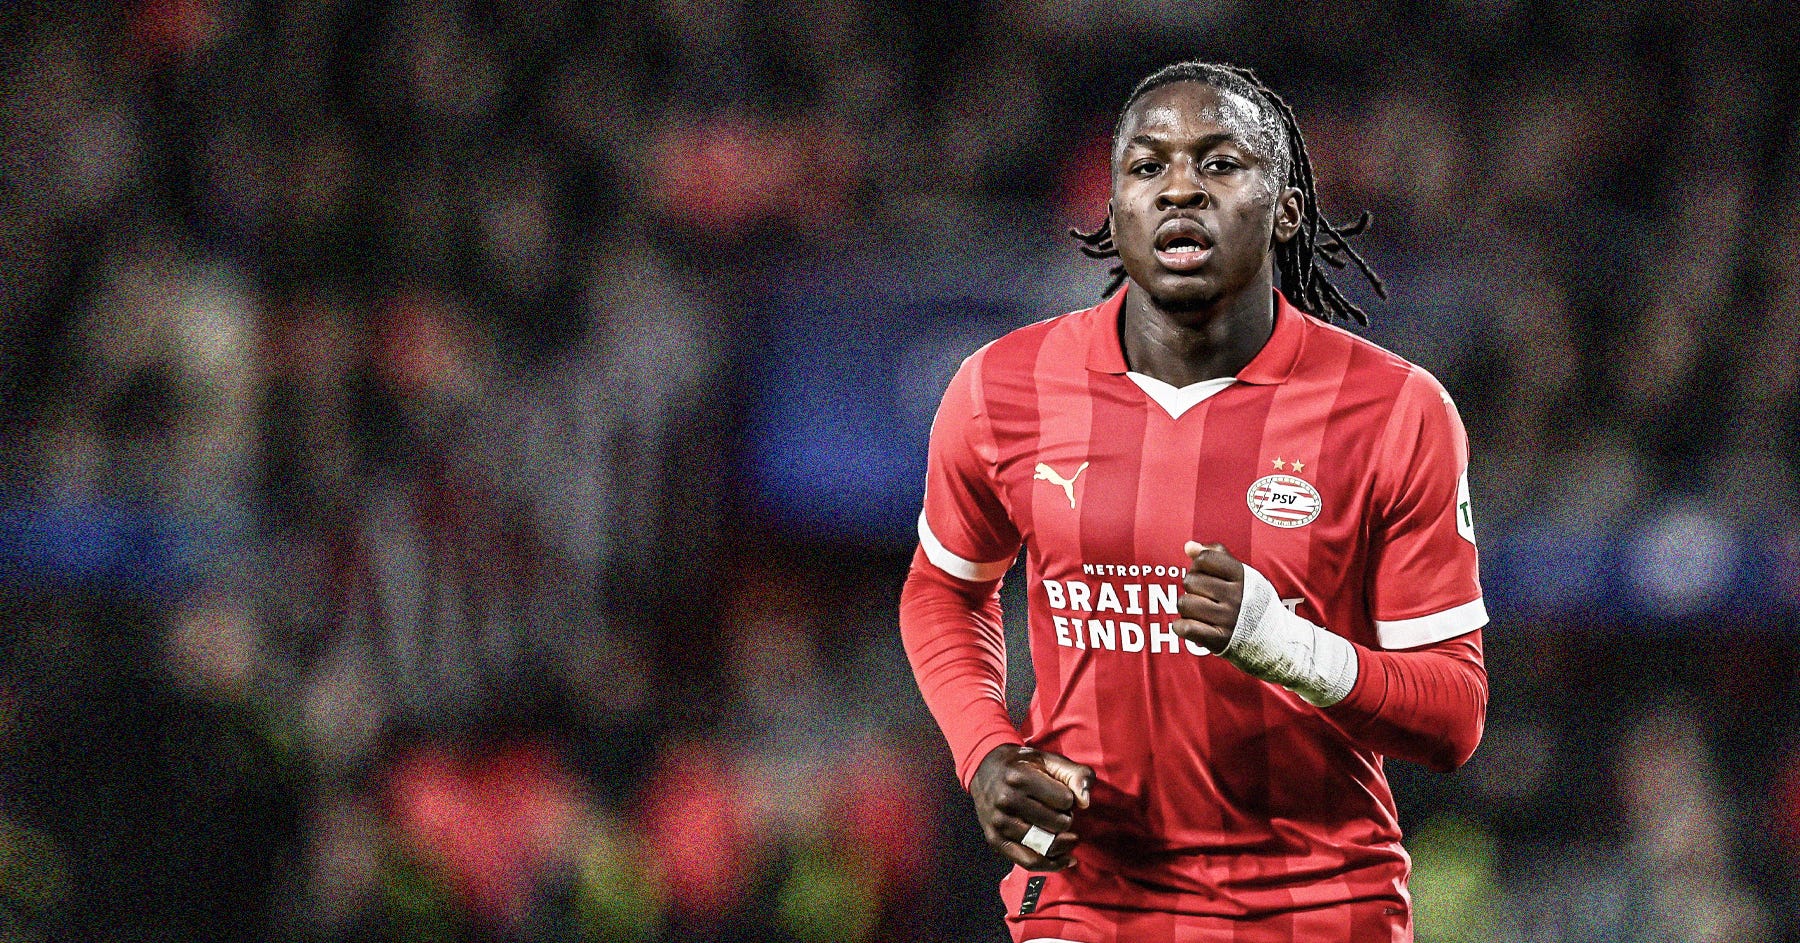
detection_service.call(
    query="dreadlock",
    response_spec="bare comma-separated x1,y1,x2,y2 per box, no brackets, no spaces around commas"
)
1072,61,1385,325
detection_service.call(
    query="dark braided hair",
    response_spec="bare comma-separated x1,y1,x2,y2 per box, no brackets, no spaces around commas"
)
1073,61,1386,325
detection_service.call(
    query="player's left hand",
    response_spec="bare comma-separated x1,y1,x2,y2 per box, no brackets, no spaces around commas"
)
1173,541,1243,653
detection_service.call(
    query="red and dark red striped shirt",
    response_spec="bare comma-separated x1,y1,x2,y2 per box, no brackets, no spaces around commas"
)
902,287,1488,940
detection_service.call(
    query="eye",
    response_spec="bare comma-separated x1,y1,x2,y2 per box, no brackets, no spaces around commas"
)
1129,160,1162,177
1204,156,1243,173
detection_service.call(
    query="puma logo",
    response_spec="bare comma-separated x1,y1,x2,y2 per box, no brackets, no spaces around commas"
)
1034,461,1089,509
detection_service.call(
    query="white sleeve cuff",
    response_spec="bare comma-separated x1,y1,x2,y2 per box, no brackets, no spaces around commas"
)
1375,597,1489,649
917,512,1015,582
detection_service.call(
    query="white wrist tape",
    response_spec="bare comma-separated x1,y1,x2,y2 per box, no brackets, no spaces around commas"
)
1220,564,1358,707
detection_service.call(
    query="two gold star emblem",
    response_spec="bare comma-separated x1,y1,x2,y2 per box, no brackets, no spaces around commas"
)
1271,457,1306,473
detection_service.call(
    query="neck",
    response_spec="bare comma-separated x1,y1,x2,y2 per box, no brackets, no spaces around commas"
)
1120,277,1276,388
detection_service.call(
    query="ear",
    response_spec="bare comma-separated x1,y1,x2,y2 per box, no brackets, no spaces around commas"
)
1272,186,1303,244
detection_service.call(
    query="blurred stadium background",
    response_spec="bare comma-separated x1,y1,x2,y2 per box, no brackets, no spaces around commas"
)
2,1,1797,940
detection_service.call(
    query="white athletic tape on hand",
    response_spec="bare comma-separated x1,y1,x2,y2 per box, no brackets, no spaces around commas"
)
1221,564,1358,707
1021,825,1058,857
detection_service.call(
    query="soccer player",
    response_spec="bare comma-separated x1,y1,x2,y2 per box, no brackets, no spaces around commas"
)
899,61,1488,942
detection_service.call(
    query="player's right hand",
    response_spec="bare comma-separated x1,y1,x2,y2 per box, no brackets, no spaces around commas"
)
969,744,1093,872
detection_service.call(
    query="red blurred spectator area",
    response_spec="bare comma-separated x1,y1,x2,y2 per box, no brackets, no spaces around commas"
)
385,741,583,925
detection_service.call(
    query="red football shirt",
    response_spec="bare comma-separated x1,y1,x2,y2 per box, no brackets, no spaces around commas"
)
911,288,1486,939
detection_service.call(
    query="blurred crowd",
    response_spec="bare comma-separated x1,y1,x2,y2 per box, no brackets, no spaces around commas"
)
2,0,1798,940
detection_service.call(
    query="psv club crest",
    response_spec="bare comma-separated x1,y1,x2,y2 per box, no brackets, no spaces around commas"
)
1247,473,1322,528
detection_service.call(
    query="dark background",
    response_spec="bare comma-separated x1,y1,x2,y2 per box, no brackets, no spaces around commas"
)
2,1,1798,940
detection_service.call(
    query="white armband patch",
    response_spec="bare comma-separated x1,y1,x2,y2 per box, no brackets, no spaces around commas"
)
1456,470,1477,546
1221,564,1358,707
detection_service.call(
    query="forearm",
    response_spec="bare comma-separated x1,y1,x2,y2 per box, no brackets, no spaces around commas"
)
899,546,1023,788
1198,555,1487,771
1325,631,1488,772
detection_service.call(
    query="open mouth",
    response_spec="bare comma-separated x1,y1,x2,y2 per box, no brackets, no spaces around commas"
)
1153,224,1213,272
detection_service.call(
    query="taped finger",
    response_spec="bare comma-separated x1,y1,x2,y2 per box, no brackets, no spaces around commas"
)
1021,824,1058,857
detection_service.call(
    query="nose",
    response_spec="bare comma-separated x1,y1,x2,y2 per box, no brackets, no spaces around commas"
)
1156,162,1209,210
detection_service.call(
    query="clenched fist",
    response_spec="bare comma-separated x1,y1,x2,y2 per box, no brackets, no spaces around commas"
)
968,744,1094,871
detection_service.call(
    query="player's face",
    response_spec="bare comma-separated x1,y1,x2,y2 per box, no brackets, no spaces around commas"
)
1110,82,1300,314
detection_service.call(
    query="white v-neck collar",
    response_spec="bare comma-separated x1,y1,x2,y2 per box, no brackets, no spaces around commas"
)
1126,372,1237,420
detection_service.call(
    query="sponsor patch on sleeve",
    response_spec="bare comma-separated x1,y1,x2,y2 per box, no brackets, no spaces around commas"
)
1456,471,1476,545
